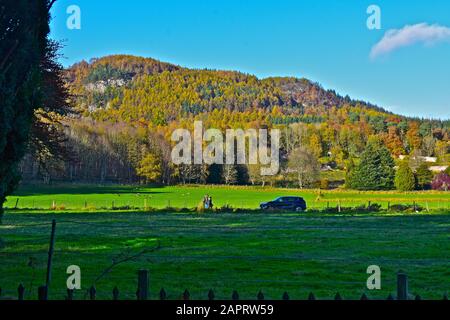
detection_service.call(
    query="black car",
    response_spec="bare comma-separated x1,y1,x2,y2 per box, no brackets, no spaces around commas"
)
260,197,307,212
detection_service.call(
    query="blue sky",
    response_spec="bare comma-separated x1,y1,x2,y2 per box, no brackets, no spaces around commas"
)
50,0,450,119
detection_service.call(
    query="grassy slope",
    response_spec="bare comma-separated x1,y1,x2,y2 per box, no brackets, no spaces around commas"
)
1,210,449,300
6,184,450,211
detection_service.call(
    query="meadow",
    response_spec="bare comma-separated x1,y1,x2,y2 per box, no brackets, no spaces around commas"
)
0,185,449,300
5,184,450,211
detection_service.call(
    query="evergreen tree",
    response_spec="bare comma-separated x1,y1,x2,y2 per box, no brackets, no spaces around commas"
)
349,138,395,190
395,162,416,191
206,164,223,184
0,0,66,221
415,163,433,190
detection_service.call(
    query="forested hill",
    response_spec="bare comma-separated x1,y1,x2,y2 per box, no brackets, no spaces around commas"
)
65,54,392,125
19,54,449,185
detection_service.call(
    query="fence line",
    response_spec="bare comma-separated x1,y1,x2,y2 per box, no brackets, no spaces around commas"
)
0,270,448,301
5,197,450,212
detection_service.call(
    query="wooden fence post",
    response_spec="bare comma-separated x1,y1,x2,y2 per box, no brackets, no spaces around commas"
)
257,291,264,300
46,220,57,294
66,289,74,301
14,198,19,209
89,286,96,300
18,284,25,300
137,269,149,300
38,286,48,301
397,271,408,300
160,288,167,300
208,289,215,301
113,287,119,300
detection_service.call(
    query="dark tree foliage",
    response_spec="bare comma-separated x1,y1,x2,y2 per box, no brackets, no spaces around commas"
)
0,0,68,220
415,163,433,190
349,138,395,190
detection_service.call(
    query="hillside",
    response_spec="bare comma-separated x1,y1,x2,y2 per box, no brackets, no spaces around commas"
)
66,55,390,124
19,55,449,186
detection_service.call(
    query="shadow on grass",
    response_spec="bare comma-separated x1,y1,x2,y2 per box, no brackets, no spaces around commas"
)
12,184,169,196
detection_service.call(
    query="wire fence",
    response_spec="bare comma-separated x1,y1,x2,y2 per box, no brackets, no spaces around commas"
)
1,269,448,301
5,197,450,212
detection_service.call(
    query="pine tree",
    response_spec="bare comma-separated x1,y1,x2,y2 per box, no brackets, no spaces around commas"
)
395,162,416,191
415,163,433,190
349,138,395,190
0,0,66,221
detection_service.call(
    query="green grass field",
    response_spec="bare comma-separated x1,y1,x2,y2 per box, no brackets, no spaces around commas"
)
1,185,449,300
5,184,450,211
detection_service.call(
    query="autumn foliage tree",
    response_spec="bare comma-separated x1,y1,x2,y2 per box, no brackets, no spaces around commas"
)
431,173,450,191
288,147,320,189
136,153,162,184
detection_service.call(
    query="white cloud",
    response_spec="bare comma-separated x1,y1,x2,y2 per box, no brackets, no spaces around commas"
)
370,23,450,59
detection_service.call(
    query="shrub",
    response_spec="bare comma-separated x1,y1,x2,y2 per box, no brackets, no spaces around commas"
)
196,201,205,213
320,179,330,190
367,203,382,212
389,204,424,212
431,173,450,191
